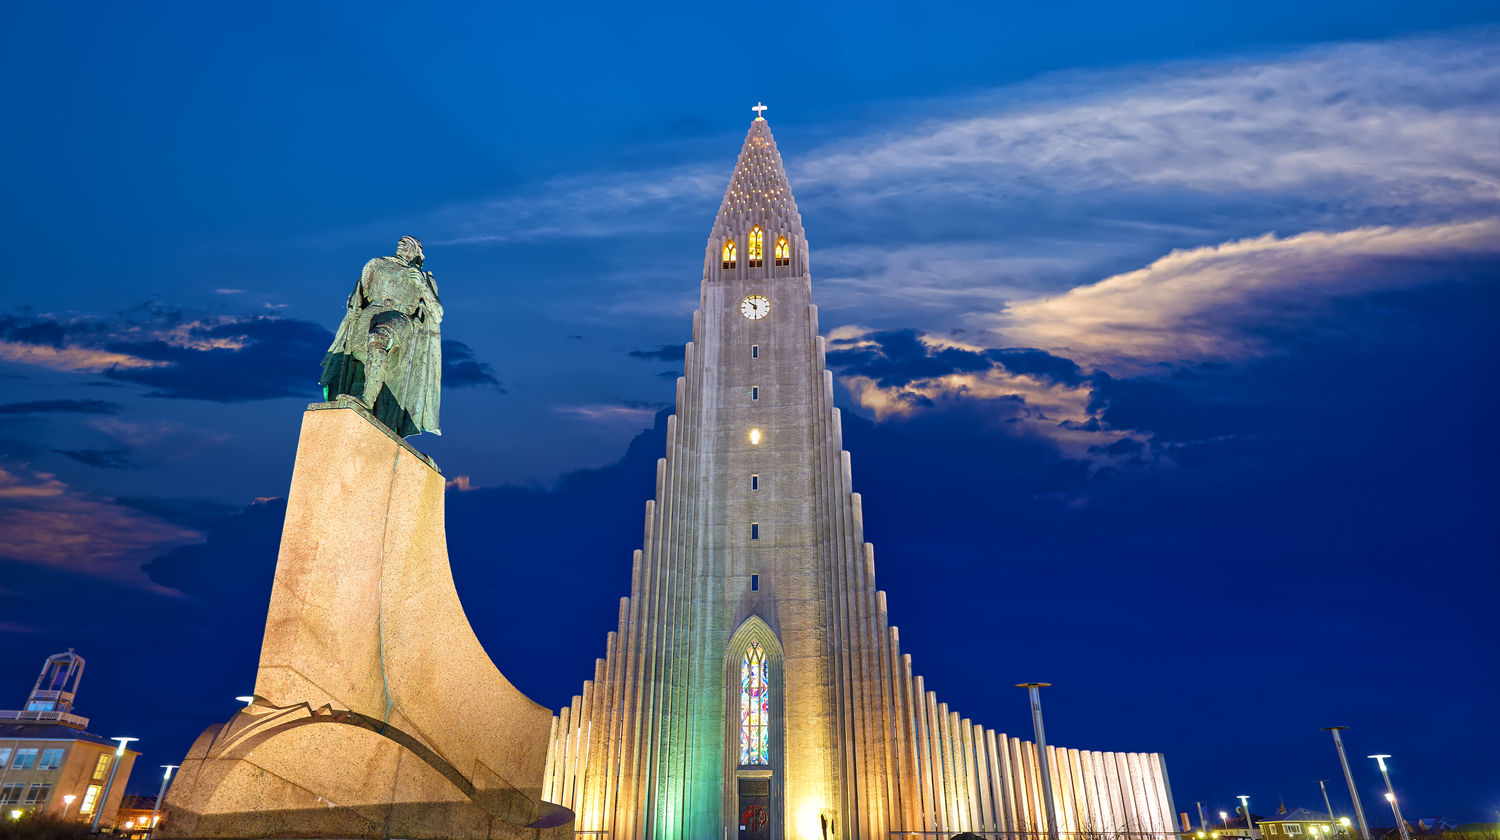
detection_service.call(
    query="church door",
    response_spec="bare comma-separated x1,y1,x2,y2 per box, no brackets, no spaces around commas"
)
738,777,771,840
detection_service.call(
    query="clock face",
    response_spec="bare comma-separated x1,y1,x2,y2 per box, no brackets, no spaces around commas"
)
741,295,770,320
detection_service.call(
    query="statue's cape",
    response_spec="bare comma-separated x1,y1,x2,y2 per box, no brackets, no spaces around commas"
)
319,259,443,438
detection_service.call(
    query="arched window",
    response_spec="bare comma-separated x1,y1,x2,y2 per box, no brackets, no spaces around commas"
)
722,240,737,270
748,226,764,268
740,641,769,765
774,235,790,267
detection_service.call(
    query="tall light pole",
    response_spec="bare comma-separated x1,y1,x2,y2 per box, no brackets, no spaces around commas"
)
1238,795,1254,834
1321,727,1371,840
148,764,178,836
1017,683,1061,840
61,794,76,820
90,736,137,832
1221,811,1230,829
1368,756,1412,840
1318,781,1338,830
1198,802,1210,833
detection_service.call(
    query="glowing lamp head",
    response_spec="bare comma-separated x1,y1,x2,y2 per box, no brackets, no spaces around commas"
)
62,795,76,805
1221,812,1229,822
749,428,761,445
1198,832,1206,837
236,695,255,706
110,736,138,756
1384,793,1395,803
1341,818,1352,827
9,811,20,821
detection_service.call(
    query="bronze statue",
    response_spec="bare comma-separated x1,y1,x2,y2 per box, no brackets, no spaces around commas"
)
320,236,443,437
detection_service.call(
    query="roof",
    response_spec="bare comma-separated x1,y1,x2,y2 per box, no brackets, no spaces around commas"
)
0,722,124,746
1260,809,1332,824
708,117,805,252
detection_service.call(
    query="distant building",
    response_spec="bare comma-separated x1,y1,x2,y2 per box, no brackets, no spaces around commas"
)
1259,808,1337,840
116,793,160,835
0,650,138,825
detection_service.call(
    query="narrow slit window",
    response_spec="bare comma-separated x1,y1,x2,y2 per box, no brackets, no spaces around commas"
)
774,235,790,266
722,239,737,270
750,522,759,540
748,226,764,267
750,573,759,591
751,344,759,359
751,386,759,400
751,474,759,491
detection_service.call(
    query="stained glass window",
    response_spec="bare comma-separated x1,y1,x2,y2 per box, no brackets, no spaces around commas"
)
740,641,769,764
774,236,790,266
749,226,764,267
723,240,737,269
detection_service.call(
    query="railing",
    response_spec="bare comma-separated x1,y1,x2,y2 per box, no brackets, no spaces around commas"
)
0,709,90,727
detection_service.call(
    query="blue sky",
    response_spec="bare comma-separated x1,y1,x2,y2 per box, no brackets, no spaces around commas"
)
1,0,1497,823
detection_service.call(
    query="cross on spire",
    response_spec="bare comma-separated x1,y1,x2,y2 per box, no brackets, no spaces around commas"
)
752,102,768,120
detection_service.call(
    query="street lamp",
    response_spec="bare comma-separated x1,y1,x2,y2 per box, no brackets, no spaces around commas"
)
148,764,178,836
1221,811,1230,829
235,696,255,706
90,736,137,832
1239,796,1254,834
1017,683,1061,840
1321,727,1372,840
1318,780,1338,829
1368,756,1412,840
61,794,77,820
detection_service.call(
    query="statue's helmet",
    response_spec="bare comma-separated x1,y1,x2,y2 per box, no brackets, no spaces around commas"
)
396,236,424,266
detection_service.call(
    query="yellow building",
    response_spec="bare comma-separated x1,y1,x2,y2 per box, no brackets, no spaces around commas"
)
0,650,138,825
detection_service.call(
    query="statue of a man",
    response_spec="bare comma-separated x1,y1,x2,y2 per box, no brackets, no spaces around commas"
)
319,236,443,437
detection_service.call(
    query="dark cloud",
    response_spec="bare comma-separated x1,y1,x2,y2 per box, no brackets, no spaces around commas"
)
102,316,332,401
0,399,121,415
52,448,136,469
826,329,990,388
654,370,681,379
985,348,1085,386
627,344,686,362
441,340,504,390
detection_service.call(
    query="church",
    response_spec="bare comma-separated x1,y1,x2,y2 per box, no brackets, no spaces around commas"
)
539,112,1178,840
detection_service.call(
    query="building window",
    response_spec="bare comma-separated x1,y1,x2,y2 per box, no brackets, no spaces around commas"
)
722,240,737,270
93,753,111,780
750,522,759,540
751,574,759,591
39,748,63,770
740,641,769,765
751,386,759,400
751,474,759,491
774,235,790,266
1287,826,1302,835
11,749,36,769
79,784,102,815
0,784,23,805
0,748,10,768
749,226,764,267
751,344,759,359
24,783,50,805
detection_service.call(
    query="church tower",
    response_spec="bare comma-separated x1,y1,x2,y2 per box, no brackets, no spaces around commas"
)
543,113,1177,840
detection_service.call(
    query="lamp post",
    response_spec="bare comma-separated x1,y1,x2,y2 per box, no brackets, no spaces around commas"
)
1321,727,1371,840
61,794,76,820
1221,811,1230,829
1017,683,1061,840
1368,756,1412,840
1317,780,1339,834
90,736,137,832
147,764,178,836
1238,795,1254,835
1198,802,1210,834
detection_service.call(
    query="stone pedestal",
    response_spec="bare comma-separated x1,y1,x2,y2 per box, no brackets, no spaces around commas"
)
162,402,570,840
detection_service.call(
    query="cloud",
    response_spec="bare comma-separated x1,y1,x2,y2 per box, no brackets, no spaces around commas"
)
626,344,686,362
996,218,1500,366
554,404,660,425
51,449,136,469
441,339,504,390
0,463,201,587
0,399,121,415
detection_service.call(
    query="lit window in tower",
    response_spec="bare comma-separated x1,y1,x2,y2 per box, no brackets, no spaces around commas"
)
722,240,737,270
748,226,764,267
740,641,769,765
774,235,790,266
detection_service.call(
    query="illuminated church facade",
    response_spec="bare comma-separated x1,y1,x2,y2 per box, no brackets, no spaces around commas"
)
541,114,1178,840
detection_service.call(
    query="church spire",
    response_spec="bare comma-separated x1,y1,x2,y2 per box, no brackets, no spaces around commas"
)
705,111,807,280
